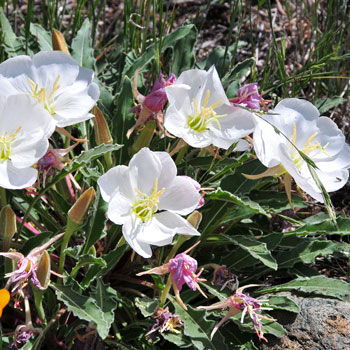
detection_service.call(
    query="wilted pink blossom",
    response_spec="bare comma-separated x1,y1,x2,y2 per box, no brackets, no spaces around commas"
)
137,242,207,310
147,307,183,340
0,233,64,294
198,285,275,341
127,70,176,138
144,73,176,112
230,83,269,110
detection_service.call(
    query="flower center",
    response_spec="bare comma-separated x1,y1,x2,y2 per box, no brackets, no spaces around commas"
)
290,122,330,169
0,127,22,162
187,90,227,132
28,75,61,116
132,178,165,223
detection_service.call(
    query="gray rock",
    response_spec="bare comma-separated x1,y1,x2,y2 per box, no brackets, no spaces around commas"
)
261,295,350,350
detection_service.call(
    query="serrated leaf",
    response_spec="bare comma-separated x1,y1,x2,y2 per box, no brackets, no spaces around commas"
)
258,276,350,299
52,283,111,339
276,240,336,268
207,189,269,217
135,296,160,317
0,8,26,57
294,216,350,236
30,23,52,51
162,332,193,348
267,295,300,313
90,279,118,337
71,18,95,69
222,234,277,270
81,244,128,287
171,301,229,350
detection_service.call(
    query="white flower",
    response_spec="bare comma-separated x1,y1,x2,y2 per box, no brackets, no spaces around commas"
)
164,66,255,149
0,94,53,189
0,51,100,128
97,148,201,258
250,98,350,202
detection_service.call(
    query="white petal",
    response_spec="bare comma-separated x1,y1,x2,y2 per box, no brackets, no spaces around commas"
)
11,131,48,168
107,193,132,225
0,161,38,189
97,165,134,203
137,211,200,247
158,176,200,215
122,216,153,258
129,148,162,194
154,151,177,188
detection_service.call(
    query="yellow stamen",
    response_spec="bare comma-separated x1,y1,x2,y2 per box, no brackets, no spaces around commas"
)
28,75,61,115
187,90,227,132
0,127,22,161
133,178,165,222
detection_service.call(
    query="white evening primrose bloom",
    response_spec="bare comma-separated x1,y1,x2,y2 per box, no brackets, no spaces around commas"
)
164,66,255,149
0,51,100,128
97,147,201,258
0,94,52,189
249,98,350,202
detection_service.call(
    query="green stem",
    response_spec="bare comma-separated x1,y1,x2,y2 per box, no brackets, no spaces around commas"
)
64,126,72,149
159,235,190,307
116,236,125,248
159,275,172,308
164,235,189,264
24,296,33,328
33,289,46,324
58,219,79,283
0,187,7,208
104,152,114,170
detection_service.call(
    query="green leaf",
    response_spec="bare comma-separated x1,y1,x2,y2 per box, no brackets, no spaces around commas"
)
123,25,197,78
113,77,134,164
267,296,300,313
71,254,106,276
0,8,26,57
135,296,160,317
89,279,118,338
221,159,268,195
69,143,123,170
207,189,269,217
30,23,52,51
315,96,347,114
81,244,128,287
162,332,192,348
222,234,277,270
170,25,197,76
222,57,255,91
294,216,350,236
170,301,229,350
52,283,111,339
71,18,95,69
258,276,350,299
276,240,336,268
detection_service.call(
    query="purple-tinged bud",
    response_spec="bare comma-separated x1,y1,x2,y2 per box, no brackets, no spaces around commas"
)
68,187,96,225
0,205,17,252
93,106,113,145
33,251,51,290
52,29,70,55
37,150,57,172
